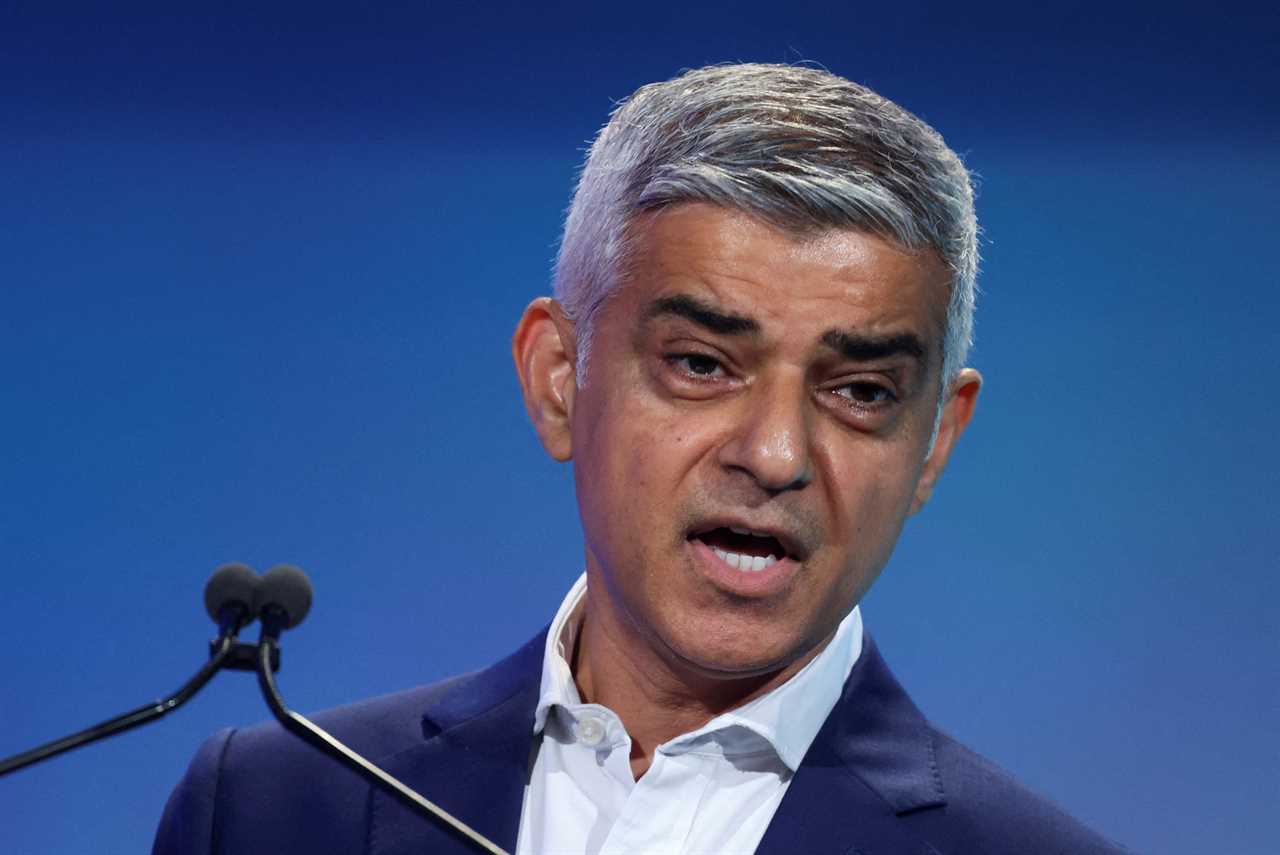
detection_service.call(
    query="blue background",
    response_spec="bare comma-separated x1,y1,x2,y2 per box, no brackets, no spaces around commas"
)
1,3,1276,853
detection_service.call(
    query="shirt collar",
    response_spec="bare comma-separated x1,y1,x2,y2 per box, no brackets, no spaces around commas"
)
532,573,863,772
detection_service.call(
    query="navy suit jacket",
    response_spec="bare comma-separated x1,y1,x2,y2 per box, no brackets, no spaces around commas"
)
154,630,1129,854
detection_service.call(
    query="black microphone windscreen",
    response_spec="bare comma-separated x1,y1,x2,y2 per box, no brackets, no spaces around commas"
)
258,564,313,629
204,563,259,622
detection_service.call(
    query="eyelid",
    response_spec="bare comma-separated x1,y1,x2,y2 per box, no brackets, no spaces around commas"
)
661,336,741,370
824,370,898,393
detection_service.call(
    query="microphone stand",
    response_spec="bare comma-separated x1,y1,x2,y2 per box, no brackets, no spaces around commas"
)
253,615,508,855
0,573,507,855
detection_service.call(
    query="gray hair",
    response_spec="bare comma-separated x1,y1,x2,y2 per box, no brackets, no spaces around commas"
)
554,62,978,389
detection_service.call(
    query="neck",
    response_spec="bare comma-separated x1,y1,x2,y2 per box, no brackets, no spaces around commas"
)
570,581,832,779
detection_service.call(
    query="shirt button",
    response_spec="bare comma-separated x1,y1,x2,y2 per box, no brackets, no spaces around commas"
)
576,714,606,746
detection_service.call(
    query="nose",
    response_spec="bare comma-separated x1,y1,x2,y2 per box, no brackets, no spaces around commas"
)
716,376,813,494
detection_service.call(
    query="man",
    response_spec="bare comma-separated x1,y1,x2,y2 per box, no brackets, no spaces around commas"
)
154,64,1129,854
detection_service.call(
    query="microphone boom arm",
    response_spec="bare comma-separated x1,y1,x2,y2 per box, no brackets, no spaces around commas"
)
0,634,239,777
253,637,509,855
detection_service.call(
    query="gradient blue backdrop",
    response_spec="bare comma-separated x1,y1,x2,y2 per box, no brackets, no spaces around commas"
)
2,4,1276,853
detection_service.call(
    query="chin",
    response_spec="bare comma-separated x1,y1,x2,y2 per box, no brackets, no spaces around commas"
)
659,619,812,681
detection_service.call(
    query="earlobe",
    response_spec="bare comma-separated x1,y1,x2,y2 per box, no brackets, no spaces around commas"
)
512,297,578,462
909,368,981,515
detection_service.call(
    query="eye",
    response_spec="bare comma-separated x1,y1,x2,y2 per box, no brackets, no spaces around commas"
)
668,353,726,378
832,381,896,406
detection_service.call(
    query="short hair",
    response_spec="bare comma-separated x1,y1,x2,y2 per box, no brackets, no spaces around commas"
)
553,62,978,388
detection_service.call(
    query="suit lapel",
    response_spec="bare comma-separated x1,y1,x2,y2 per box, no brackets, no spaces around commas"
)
755,740,939,855
365,628,944,855
369,630,547,855
756,634,946,855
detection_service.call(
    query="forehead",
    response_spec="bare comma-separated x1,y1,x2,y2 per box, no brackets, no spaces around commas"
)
617,204,951,350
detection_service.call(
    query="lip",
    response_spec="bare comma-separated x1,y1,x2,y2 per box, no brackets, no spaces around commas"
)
688,536,802,598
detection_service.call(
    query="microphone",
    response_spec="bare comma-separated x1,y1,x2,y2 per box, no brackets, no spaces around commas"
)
250,566,508,854
256,563,312,637
204,562,260,638
0,563,264,777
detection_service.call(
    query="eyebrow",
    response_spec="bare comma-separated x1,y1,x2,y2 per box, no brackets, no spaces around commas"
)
642,294,760,335
820,330,927,364
642,292,928,364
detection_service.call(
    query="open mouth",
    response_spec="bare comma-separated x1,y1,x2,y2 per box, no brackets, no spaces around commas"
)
691,526,789,573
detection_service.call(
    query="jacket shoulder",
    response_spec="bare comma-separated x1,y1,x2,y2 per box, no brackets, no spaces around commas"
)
917,727,1133,855
825,634,1133,855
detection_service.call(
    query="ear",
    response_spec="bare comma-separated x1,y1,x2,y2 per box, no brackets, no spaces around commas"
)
512,297,578,462
910,368,981,515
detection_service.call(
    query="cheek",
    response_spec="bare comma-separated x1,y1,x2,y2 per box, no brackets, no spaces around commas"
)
574,395,673,550
599,381,699,479
826,442,921,547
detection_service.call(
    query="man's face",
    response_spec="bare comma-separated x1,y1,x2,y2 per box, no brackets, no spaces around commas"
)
526,203,977,681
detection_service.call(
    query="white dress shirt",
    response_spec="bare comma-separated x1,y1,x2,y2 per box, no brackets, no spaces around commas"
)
515,573,864,855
